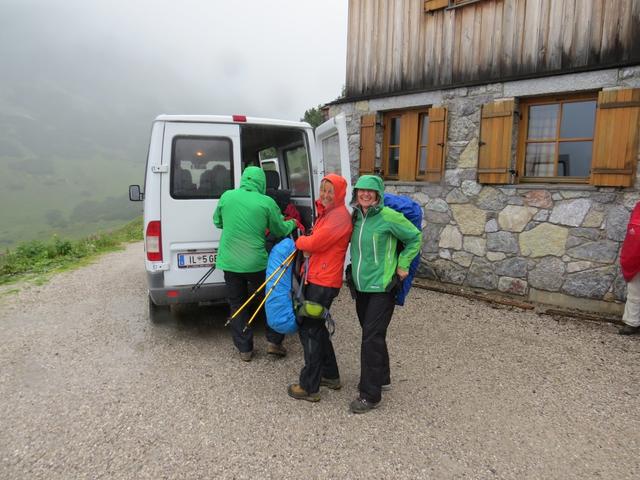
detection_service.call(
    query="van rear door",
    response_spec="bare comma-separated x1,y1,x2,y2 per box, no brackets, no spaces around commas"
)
314,113,352,204
160,121,240,288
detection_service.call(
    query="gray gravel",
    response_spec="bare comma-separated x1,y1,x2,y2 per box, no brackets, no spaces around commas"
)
1,242,639,479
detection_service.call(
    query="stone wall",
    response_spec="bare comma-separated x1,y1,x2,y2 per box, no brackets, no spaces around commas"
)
329,66,640,315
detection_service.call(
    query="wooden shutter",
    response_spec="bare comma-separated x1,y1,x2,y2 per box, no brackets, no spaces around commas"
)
424,106,447,182
424,0,448,12
359,113,377,175
591,88,640,187
478,99,515,184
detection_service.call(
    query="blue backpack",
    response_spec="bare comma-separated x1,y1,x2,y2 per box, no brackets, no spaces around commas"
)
265,238,298,334
383,193,423,306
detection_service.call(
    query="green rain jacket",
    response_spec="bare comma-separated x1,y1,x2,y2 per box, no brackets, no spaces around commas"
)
350,175,422,293
213,166,296,273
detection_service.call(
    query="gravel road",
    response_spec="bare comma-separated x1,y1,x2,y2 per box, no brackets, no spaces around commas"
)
1,242,639,479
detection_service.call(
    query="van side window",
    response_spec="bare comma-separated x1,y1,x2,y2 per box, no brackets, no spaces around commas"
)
171,136,233,199
283,146,310,197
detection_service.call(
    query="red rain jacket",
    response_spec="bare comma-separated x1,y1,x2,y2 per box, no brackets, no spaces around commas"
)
621,202,640,281
295,174,352,289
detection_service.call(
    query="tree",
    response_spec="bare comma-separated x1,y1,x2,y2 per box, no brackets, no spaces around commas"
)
301,105,325,128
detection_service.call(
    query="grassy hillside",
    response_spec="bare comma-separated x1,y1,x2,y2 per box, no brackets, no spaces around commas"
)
0,153,143,249
0,216,143,287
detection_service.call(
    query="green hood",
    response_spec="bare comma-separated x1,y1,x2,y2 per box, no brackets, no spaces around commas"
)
240,166,266,194
352,174,385,205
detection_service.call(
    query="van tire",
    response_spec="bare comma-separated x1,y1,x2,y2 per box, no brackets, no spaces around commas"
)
148,295,171,323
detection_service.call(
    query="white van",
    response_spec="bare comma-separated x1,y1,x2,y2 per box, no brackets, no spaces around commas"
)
129,114,351,322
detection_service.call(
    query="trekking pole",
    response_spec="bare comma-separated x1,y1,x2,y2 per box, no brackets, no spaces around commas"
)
192,265,216,291
242,253,296,332
224,249,297,326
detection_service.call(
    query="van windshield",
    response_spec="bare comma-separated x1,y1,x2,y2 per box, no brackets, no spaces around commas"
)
170,136,233,199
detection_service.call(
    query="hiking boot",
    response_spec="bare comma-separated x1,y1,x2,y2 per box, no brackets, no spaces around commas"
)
267,342,287,357
619,324,640,335
381,383,392,391
320,377,342,390
239,350,253,362
350,397,379,414
287,384,320,402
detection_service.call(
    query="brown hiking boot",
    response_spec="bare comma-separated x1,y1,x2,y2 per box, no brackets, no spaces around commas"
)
320,377,342,390
350,397,379,414
266,342,287,357
619,324,640,335
239,351,253,362
287,384,320,402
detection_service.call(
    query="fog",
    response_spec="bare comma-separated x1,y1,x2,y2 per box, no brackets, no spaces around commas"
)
0,0,348,246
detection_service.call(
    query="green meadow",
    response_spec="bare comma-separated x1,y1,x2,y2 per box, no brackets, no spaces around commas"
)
0,153,143,250
0,217,143,287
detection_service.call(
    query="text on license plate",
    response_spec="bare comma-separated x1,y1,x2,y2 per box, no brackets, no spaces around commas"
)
177,251,217,269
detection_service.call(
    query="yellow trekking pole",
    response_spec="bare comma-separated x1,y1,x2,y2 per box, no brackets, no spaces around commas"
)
242,253,296,332
224,249,297,326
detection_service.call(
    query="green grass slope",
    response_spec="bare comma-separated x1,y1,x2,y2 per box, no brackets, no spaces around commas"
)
0,216,143,287
0,153,144,249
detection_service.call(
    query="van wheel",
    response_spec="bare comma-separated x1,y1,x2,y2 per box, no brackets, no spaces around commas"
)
148,295,171,323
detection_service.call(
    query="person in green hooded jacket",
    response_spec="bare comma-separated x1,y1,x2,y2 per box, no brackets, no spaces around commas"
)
348,174,422,413
213,166,297,361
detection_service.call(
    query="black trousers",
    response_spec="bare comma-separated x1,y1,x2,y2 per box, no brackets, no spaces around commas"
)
298,283,340,394
356,291,396,403
224,270,284,353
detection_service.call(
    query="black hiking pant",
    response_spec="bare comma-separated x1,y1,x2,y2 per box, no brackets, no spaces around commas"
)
355,291,395,403
298,283,340,394
224,270,284,353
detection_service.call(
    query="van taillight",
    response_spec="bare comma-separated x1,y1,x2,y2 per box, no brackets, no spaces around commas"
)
232,115,247,122
146,221,162,262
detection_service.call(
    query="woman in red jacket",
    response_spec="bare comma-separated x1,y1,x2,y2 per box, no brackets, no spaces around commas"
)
620,202,640,335
287,174,353,402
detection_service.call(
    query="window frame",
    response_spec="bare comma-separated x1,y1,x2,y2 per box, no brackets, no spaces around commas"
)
516,92,598,184
382,112,402,180
382,107,430,182
170,135,234,200
415,112,431,181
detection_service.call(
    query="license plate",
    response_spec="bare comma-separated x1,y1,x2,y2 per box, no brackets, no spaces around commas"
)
177,251,217,269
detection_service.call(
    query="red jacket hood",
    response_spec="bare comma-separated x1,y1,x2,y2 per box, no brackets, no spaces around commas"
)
316,173,347,214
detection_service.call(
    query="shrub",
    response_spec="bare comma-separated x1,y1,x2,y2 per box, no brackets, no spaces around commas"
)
0,216,143,285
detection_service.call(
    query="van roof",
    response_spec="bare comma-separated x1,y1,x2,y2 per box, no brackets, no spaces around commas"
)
154,114,312,129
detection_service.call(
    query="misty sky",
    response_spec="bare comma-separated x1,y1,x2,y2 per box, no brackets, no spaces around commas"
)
0,0,348,128
0,0,349,244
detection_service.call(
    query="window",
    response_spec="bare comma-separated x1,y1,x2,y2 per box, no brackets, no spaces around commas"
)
479,87,638,187
171,136,233,199
416,113,430,178
283,145,311,197
384,113,402,178
380,107,446,182
321,133,342,175
517,94,597,183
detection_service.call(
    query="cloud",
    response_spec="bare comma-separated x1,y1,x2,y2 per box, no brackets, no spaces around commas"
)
0,0,347,120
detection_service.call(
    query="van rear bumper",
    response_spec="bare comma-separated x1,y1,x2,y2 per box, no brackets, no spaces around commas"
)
147,272,228,306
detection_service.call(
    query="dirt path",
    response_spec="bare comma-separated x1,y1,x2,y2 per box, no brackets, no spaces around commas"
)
1,242,639,479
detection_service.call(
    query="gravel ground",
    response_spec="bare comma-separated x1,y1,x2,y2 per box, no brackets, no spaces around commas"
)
1,242,639,479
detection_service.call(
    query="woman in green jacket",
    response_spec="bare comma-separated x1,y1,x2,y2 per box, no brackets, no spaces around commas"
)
349,175,422,414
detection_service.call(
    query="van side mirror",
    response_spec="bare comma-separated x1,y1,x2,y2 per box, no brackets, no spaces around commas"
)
129,185,144,201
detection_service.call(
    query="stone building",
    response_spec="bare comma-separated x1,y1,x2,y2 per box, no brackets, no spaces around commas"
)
328,0,640,315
